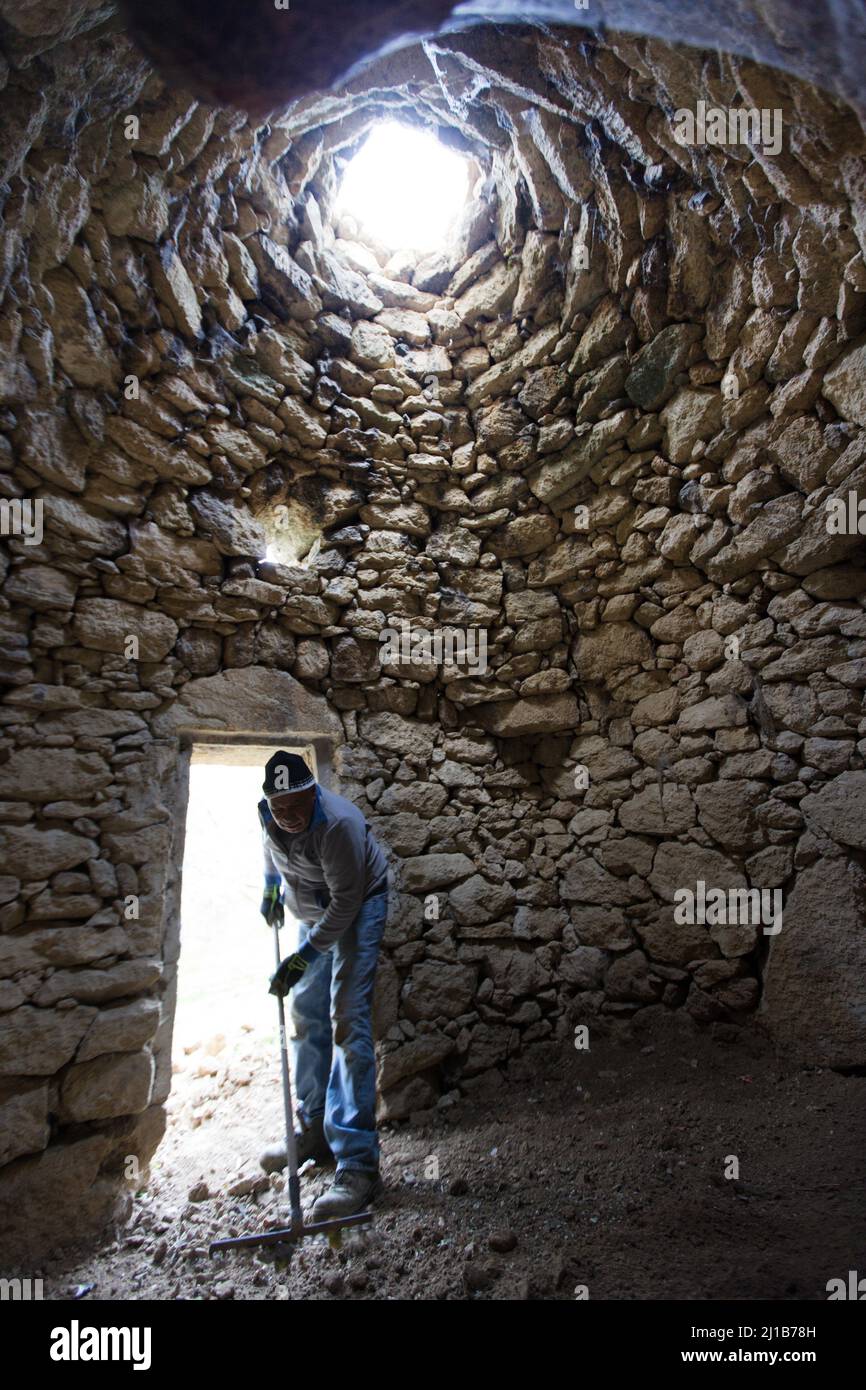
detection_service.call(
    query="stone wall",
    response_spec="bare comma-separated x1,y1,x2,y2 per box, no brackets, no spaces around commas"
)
1,3,865,1259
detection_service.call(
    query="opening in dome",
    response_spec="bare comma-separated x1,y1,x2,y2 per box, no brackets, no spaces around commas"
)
334,120,471,254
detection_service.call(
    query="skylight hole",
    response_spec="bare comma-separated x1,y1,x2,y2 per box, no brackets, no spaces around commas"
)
334,121,472,255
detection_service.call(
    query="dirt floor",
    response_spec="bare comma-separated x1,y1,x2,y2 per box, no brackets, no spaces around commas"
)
32,1008,866,1302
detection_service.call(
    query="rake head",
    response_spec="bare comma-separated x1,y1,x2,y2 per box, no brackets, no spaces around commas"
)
208,1209,374,1256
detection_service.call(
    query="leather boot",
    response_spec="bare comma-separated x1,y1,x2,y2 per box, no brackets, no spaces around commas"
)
259,1113,333,1174
309,1166,383,1219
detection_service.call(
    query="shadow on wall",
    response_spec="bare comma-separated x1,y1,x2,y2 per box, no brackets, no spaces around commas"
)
116,0,866,119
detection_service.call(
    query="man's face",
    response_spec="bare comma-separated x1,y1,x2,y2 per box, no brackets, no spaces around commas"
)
267,785,316,834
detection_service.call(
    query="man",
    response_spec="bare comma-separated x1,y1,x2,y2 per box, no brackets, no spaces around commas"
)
258,750,389,1219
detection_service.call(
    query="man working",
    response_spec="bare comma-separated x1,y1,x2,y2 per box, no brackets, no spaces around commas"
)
258,750,390,1219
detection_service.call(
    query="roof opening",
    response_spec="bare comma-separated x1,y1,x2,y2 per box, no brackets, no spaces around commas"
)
334,120,471,254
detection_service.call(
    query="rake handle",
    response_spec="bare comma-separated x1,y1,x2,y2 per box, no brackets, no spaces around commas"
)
273,918,302,1226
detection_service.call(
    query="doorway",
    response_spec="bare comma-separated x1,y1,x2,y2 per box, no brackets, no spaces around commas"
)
156,742,317,1204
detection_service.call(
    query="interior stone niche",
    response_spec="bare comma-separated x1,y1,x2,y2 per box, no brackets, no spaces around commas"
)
1,0,866,1261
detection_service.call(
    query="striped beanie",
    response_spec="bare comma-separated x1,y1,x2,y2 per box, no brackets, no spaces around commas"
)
262,751,316,795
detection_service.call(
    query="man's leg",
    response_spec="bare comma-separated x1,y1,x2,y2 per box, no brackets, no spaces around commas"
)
290,919,332,1126
322,893,387,1173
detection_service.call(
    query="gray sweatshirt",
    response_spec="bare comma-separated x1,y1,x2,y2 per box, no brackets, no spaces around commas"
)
259,783,389,952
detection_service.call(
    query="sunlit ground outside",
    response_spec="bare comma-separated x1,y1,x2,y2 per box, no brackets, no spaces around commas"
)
157,760,301,1195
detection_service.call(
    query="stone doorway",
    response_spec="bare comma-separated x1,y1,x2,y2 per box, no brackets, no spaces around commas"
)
141,668,344,1200
175,739,317,1054
151,740,316,1210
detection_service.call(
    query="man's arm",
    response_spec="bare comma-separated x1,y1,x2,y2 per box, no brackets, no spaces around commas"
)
306,816,368,952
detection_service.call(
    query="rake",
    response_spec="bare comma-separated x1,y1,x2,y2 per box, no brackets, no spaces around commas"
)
209,917,374,1258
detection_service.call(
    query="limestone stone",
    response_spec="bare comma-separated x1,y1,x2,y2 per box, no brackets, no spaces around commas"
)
568,906,633,950
678,695,747,732
561,856,635,906
103,173,169,241
619,785,696,836
3,563,77,610
78,999,162,1061
487,514,558,557
475,693,580,737
377,783,449,816
152,667,341,740
378,1031,454,1088
771,458,866,575
34,960,162,1007
351,321,396,370
625,324,703,411
374,308,430,345
513,907,568,941
330,636,380,682
0,1082,49,1165
400,854,475,893
43,268,119,388
59,1051,154,1122
649,842,746,901
0,748,110,801
660,389,723,464
0,827,97,879
402,961,476,1022
0,925,129,976
358,712,436,760
188,493,268,557
762,861,866,1066
635,906,715,967
0,1005,96,1076
483,946,550,996
448,874,516,926
128,521,221,574
150,244,203,338
694,780,766,854
369,812,429,857
248,235,322,321
560,946,607,989
463,1024,511,1076
0,1133,119,1266
705,493,804,581
801,771,866,849
606,949,662,1003
455,259,519,324
822,335,866,425
571,622,652,683
73,599,178,660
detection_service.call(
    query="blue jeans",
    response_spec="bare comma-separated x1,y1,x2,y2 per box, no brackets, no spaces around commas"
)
291,893,387,1172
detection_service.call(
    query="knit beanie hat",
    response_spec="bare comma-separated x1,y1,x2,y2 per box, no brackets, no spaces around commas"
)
263,751,316,795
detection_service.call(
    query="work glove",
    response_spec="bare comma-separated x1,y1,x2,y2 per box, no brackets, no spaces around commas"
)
269,952,309,998
260,883,284,929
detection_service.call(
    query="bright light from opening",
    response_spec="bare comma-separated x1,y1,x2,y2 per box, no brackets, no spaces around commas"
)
335,122,471,254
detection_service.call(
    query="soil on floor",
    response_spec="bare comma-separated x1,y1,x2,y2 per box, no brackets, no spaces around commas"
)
28,1010,866,1301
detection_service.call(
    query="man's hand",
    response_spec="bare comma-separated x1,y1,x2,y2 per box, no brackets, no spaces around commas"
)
260,883,284,928
269,952,309,998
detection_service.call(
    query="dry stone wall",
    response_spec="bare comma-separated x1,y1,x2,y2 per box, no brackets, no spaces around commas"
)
1,4,865,1257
